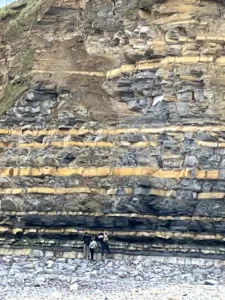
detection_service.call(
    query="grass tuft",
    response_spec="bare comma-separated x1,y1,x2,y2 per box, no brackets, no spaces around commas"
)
0,7,17,20
0,0,27,21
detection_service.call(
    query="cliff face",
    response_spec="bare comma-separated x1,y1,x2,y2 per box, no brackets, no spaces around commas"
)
1,0,225,259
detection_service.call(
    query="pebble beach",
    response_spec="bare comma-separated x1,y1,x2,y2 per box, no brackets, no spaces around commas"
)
0,253,225,300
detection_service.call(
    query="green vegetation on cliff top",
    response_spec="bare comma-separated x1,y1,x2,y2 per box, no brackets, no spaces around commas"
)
0,7,17,20
6,0,55,37
0,0,27,21
0,84,28,116
0,0,51,116
0,48,35,116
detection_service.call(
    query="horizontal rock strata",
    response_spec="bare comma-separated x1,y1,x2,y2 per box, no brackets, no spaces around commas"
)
2,0,225,260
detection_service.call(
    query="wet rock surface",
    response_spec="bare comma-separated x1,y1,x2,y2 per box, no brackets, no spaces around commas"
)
0,256,225,300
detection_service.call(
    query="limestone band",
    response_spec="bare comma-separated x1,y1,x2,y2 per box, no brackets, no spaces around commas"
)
1,225,225,260
1,226,225,241
1,125,225,136
0,186,225,200
33,56,225,79
0,166,220,178
0,137,224,149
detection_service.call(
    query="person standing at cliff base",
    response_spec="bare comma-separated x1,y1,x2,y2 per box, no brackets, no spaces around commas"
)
83,232,91,259
98,232,111,260
89,237,98,260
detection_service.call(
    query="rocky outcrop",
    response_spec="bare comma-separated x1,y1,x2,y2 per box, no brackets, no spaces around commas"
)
1,0,225,259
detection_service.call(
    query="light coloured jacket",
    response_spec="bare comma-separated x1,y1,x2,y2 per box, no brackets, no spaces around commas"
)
89,240,97,249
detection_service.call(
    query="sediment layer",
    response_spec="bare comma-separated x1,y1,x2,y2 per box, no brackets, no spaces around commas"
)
2,0,225,260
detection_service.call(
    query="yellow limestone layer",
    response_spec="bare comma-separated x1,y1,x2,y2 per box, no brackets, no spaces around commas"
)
0,186,223,199
1,125,225,137
0,138,220,150
0,167,221,179
33,56,225,79
2,138,223,150
0,227,223,241
0,187,133,195
33,70,105,77
15,140,158,149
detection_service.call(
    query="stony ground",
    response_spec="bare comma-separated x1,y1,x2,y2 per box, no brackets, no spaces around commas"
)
0,254,225,300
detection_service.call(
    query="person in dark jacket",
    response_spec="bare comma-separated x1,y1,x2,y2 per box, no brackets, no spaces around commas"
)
83,232,91,259
98,232,111,260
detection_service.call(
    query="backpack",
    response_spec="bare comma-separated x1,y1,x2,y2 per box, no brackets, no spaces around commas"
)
89,241,97,249
103,234,109,243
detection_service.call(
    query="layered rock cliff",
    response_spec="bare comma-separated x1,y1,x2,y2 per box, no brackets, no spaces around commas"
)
1,0,225,260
